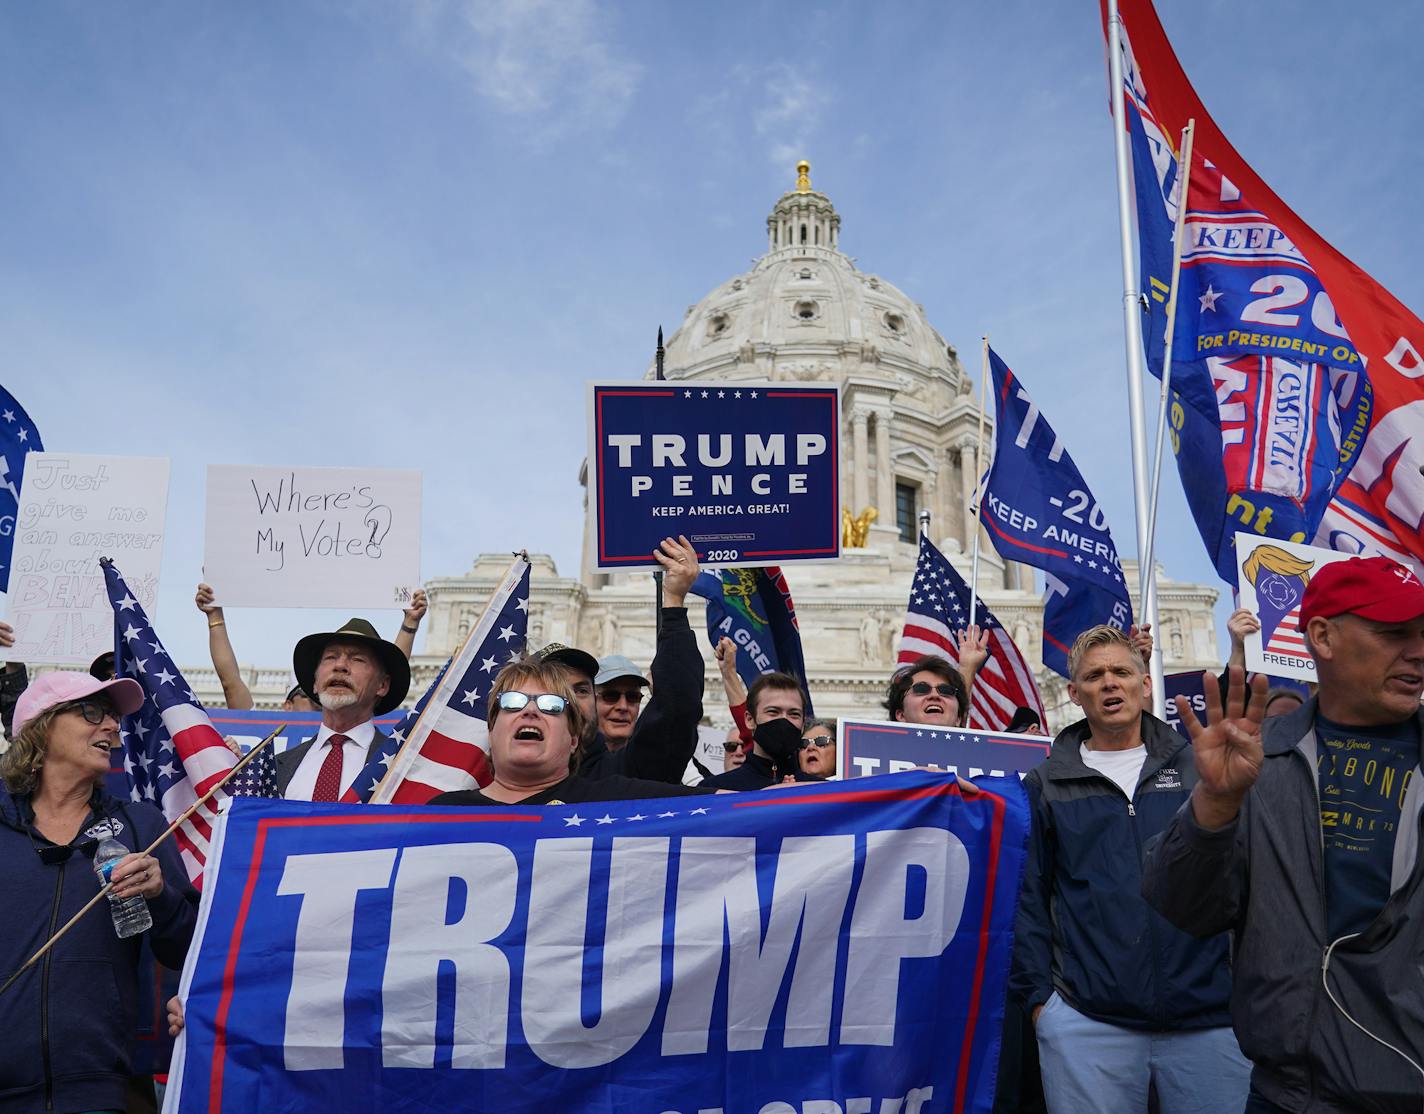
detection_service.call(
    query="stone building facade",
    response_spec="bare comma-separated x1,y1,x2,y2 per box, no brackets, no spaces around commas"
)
413,164,1221,731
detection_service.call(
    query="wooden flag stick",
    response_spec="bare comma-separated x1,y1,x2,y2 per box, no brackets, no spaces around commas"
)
0,724,285,999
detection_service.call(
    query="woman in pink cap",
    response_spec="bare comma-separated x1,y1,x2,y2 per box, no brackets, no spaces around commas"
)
0,671,199,1114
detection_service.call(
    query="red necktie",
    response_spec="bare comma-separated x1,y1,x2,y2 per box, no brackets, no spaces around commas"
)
310,734,349,802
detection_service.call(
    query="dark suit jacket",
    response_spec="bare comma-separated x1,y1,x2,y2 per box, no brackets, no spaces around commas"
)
276,729,388,798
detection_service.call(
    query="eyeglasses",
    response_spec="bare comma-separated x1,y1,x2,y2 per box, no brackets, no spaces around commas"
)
909,681,958,699
496,692,568,715
60,699,119,726
723,739,750,753
799,735,834,750
597,688,645,707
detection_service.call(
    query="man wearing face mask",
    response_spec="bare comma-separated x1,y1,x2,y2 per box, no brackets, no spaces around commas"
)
698,672,822,790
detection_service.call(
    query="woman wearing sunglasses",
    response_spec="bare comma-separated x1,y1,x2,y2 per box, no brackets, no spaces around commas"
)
798,720,838,778
432,661,718,807
0,671,199,1114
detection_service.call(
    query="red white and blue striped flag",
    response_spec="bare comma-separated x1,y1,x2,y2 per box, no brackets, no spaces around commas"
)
897,535,1046,733
348,553,531,805
103,559,275,888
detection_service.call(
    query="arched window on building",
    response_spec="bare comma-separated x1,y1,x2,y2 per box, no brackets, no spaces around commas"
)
800,223,807,244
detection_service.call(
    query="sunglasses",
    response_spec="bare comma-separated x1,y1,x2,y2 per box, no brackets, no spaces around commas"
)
799,735,834,750
723,739,750,753
597,689,645,706
496,692,568,716
909,681,958,699
60,699,119,726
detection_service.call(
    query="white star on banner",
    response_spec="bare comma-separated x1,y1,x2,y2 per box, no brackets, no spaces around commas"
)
132,657,147,675
683,391,692,398
733,390,741,398
461,689,479,707
1199,285,1223,312
564,815,586,827
122,624,142,642
15,430,25,443
117,594,138,611
626,813,646,822
749,390,758,398
717,390,725,398
480,656,499,673
1,410,11,422
690,807,709,815
700,390,709,399
379,751,394,767
657,811,677,818
158,762,176,778
515,597,530,613
595,814,615,825
155,668,176,687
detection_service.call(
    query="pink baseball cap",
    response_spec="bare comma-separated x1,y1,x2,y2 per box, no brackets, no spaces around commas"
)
11,671,145,738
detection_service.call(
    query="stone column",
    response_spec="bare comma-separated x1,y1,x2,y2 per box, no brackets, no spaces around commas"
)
958,435,978,550
851,407,870,514
874,410,894,520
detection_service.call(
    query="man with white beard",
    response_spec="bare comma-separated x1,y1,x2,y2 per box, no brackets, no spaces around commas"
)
276,619,411,800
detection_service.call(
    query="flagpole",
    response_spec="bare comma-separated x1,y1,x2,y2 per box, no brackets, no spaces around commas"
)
652,326,666,636
968,337,990,628
1107,0,1165,716
1142,120,1195,695
0,724,285,999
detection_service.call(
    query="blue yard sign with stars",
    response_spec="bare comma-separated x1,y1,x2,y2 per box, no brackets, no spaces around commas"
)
587,381,841,571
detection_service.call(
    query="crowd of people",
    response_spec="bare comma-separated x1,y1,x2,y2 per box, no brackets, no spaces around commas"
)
0,540,1421,1113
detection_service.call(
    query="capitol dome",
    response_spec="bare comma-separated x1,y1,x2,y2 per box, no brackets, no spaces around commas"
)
644,161,987,560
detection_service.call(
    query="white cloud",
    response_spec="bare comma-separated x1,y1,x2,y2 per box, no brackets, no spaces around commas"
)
406,0,641,137
752,63,826,166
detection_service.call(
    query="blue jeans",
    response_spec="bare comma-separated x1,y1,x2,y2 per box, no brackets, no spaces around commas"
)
1035,991,1252,1114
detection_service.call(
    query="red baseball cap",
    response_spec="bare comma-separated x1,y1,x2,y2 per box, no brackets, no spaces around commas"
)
1297,556,1424,630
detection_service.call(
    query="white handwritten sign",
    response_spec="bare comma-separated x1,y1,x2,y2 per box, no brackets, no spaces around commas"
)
203,465,421,609
6,453,170,665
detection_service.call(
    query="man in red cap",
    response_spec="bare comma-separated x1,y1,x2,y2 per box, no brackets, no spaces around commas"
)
1143,556,1424,1113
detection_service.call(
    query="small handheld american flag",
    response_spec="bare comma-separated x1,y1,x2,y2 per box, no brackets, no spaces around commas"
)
103,558,276,888
897,535,1046,733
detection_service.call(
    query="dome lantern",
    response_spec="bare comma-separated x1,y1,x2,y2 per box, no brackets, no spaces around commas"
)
767,159,841,254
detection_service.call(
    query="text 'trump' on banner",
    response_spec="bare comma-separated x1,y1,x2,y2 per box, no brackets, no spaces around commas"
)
588,380,841,571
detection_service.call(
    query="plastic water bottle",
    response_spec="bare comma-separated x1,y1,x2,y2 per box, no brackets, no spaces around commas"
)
93,836,153,938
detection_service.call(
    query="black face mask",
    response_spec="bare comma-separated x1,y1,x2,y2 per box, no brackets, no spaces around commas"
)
753,717,804,773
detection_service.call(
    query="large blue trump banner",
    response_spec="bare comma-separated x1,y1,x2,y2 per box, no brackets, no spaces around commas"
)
168,773,1028,1114
588,381,841,571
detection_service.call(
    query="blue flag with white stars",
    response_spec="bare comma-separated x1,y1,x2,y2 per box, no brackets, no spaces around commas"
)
981,349,1134,678
0,385,43,592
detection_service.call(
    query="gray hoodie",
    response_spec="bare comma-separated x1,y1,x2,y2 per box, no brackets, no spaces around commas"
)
1142,699,1424,1113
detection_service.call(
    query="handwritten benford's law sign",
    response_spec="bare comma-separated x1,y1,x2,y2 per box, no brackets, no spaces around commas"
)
587,382,841,572
203,464,421,610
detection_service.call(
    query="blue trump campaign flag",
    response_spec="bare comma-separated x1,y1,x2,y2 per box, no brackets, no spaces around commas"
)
689,564,814,716
0,384,43,592
982,349,1134,678
167,771,1028,1114
1118,20,1371,583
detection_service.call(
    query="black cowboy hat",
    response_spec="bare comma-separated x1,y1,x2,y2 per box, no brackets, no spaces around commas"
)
292,618,410,716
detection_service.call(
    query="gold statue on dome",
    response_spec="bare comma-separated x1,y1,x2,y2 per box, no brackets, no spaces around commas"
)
841,506,878,548
796,160,811,193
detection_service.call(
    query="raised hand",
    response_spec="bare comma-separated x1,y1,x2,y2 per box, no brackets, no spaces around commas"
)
957,625,990,676
194,583,219,614
1128,622,1153,661
403,589,428,628
1178,665,1268,830
653,535,700,608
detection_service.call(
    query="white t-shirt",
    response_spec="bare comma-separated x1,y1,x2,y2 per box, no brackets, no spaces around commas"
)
1079,742,1147,802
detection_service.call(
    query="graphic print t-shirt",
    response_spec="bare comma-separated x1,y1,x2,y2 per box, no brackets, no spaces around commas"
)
1316,713,1420,939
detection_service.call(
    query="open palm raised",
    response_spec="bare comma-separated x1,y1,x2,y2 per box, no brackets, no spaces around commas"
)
1176,667,1269,827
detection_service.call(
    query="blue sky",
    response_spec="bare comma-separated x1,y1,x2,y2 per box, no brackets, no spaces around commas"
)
4,0,1421,672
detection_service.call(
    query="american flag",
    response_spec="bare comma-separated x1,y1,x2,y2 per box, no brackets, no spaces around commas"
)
897,534,1047,733
350,554,531,805
103,559,276,888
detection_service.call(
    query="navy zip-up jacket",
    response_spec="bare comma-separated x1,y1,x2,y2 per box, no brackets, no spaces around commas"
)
0,787,199,1114
1008,712,1233,1031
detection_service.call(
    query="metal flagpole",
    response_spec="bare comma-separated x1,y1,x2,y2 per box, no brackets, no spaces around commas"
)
968,337,990,628
653,326,666,636
1142,120,1196,679
1107,0,1165,716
